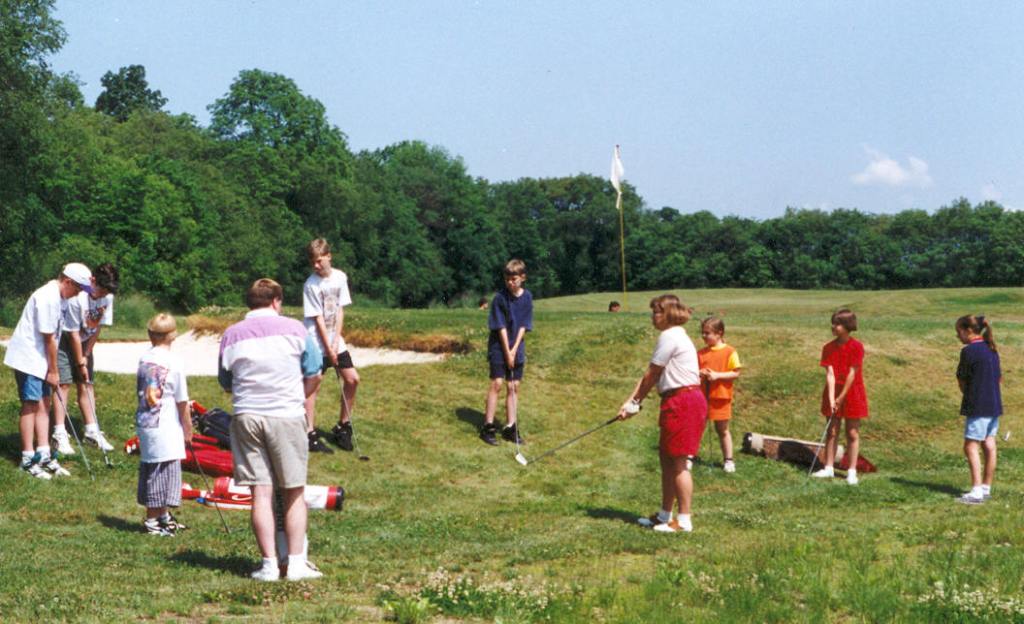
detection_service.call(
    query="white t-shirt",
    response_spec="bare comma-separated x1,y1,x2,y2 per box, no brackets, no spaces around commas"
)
3,280,65,378
303,268,352,354
74,292,114,342
650,325,700,395
135,345,189,463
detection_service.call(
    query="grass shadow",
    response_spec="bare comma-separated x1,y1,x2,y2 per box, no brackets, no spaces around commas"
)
889,476,961,496
98,514,143,534
583,507,638,524
169,549,254,577
455,407,484,430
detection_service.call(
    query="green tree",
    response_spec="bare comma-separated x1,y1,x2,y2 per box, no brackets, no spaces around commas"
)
94,64,167,121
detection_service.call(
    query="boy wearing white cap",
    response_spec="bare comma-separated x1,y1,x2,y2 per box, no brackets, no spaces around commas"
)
3,263,93,478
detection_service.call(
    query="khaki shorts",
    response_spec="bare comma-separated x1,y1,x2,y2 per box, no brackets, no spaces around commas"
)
230,413,308,489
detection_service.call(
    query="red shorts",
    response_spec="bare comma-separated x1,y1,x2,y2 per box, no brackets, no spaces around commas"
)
659,387,707,458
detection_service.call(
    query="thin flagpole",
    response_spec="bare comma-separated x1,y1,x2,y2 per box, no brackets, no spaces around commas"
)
617,191,626,304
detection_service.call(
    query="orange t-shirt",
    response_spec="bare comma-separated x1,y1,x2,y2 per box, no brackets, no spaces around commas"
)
697,343,742,401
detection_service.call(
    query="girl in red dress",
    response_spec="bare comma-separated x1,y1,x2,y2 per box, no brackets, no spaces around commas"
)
812,309,868,485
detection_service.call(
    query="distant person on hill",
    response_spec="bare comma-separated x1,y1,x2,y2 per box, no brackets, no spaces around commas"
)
811,309,868,485
608,301,621,313
954,315,1002,505
3,263,93,479
302,238,360,453
52,262,120,456
134,313,191,536
219,278,323,581
477,297,489,311
698,317,742,473
480,259,533,446
618,294,706,533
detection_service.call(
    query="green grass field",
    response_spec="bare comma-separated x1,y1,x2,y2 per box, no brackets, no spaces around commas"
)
2,288,1023,623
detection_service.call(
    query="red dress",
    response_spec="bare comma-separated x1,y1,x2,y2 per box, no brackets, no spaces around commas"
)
820,338,868,419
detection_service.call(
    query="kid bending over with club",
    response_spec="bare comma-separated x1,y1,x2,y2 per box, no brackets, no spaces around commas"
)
3,263,93,479
954,315,1002,505
52,262,120,455
480,259,533,446
619,294,707,533
135,313,192,536
302,238,360,453
698,317,742,473
812,309,868,485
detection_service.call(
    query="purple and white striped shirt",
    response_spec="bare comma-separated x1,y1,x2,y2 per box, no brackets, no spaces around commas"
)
218,308,322,419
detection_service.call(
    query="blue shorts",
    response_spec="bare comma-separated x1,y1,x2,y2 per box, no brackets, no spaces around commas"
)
14,370,52,402
489,359,524,381
964,416,999,441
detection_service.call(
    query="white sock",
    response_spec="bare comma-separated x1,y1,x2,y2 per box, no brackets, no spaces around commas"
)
981,484,991,495
261,557,277,571
37,446,51,461
53,424,67,434
847,468,857,477
85,423,99,435
970,486,985,498
656,509,672,523
21,451,34,465
288,554,307,570
678,514,692,527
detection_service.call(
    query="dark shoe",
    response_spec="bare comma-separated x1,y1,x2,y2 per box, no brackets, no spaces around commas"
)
501,424,524,444
160,512,187,532
479,423,499,446
308,430,334,454
330,422,354,451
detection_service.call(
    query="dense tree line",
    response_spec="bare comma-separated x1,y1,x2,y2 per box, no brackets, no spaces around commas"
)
2,1,1022,312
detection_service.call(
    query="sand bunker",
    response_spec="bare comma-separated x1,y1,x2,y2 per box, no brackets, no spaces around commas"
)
2,331,445,377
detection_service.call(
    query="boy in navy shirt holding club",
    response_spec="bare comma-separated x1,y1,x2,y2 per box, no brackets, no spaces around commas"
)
480,259,533,446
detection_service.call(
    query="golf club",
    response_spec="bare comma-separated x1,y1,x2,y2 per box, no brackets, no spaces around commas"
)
701,380,713,469
516,416,619,466
334,366,370,461
83,371,114,468
807,409,836,478
187,441,231,534
53,388,94,480
506,367,526,464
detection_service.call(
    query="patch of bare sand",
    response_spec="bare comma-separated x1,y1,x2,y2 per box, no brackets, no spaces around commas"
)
3,331,446,376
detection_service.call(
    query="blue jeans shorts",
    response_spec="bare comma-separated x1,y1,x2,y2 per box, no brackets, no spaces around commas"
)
964,416,999,441
15,370,52,402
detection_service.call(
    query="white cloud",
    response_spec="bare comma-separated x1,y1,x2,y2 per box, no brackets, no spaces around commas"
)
851,147,933,189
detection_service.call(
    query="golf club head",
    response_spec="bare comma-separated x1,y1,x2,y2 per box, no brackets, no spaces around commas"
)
358,455,370,461
514,452,528,466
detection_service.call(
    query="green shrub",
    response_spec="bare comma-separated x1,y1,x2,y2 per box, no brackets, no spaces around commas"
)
115,293,158,329
0,296,27,328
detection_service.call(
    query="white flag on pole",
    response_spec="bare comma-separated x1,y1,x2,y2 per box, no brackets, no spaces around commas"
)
610,145,625,194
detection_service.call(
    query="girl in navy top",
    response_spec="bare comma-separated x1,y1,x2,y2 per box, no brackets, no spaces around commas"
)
955,314,1002,504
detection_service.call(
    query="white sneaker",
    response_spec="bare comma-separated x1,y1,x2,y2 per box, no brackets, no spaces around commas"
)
723,459,736,473
22,460,52,480
653,519,692,533
811,466,834,478
846,471,859,485
85,431,115,452
286,560,323,581
43,458,71,477
637,512,670,528
52,429,75,455
251,565,280,582
957,493,985,505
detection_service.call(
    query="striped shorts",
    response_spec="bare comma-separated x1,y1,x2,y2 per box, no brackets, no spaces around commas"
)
137,460,182,508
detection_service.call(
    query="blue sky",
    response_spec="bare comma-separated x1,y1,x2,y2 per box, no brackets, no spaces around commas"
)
51,1,1024,218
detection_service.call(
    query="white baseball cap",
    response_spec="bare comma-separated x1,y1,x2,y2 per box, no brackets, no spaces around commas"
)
62,263,94,294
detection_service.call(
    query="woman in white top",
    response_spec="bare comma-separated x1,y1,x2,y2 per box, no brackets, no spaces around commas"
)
618,294,707,533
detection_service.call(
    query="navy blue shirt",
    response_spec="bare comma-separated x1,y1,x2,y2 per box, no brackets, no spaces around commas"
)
957,340,1002,417
487,288,533,363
